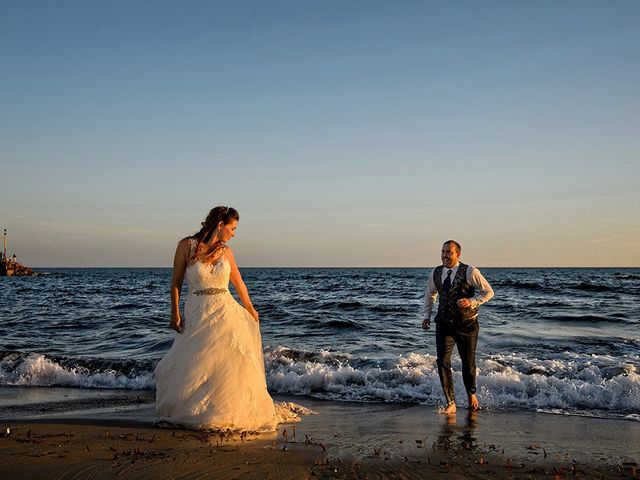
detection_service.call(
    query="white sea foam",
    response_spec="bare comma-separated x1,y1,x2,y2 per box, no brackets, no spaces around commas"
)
1,347,639,419
476,353,640,413
0,352,154,390
264,347,640,418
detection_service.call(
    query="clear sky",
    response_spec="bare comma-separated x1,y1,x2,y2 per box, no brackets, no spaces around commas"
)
1,1,639,267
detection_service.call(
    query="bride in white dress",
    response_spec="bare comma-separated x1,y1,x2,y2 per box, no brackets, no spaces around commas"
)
155,206,305,431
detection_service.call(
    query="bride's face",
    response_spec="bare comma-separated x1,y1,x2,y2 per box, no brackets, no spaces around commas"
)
217,220,238,243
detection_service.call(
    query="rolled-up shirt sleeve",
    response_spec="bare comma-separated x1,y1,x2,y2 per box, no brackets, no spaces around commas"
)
466,266,494,308
421,269,438,321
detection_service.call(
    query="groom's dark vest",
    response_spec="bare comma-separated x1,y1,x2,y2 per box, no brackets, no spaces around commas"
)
434,263,478,326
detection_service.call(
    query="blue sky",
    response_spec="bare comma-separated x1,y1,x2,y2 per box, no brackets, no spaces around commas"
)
1,1,639,267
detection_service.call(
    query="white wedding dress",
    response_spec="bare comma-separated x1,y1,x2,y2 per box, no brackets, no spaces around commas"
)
155,239,304,431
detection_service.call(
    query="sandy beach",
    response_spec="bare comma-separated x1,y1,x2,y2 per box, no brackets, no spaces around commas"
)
1,386,638,479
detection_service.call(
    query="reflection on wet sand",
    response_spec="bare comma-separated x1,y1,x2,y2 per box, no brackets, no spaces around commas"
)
435,410,478,454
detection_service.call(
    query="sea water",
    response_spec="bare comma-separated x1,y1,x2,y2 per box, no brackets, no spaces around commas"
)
1,267,638,420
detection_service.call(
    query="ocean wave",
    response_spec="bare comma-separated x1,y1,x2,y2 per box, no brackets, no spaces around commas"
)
317,301,365,311
0,350,154,390
573,282,613,293
368,304,405,313
45,321,96,330
108,303,145,310
282,298,319,306
536,300,571,308
264,346,352,365
317,320,362,330
264,347,640,417
616,273,640,280
477,354,640,414
2,347,639,419
305,319,362,330
542,314,622,324
496,279,549,291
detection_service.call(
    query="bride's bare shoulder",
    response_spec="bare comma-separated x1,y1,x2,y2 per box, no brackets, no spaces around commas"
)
222,245,235,261
176,237,196,255
177,236,195,248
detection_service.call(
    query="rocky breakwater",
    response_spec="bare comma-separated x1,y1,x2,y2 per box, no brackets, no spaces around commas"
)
0,259,38,276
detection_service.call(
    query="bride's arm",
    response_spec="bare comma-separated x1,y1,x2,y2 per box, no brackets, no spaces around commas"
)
170,239,190,332
227,248,259,322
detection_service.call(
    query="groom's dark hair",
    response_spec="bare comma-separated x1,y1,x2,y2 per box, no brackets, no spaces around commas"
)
443,240,461,255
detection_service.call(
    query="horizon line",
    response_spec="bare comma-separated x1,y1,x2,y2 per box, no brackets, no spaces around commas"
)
29,265,640,269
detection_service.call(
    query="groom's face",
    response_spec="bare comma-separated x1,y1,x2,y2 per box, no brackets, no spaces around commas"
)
441,243,459,268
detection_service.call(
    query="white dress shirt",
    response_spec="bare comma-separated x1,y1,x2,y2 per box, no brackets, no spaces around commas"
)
421,262,494,321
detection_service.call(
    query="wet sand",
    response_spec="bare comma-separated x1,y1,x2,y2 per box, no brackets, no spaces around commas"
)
1,386,638,479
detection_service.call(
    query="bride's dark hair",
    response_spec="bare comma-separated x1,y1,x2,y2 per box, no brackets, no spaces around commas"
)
188,206,239,265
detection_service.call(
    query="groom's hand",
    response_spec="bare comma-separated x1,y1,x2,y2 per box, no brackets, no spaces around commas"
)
421,318,431,330
457,298,472,309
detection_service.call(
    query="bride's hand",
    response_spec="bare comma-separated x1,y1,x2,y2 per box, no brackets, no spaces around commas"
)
170,312,183,333
249,308,259,322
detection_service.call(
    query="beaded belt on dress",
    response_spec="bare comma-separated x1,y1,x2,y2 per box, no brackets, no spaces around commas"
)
192,287,228,296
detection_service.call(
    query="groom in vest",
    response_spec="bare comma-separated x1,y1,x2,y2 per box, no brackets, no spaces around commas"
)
422,240,494,414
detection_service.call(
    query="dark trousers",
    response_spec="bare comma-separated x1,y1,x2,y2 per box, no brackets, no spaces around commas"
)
435,320,479,405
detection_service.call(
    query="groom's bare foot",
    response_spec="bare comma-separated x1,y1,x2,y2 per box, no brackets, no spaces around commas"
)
439,402,456,415
468,394,480,411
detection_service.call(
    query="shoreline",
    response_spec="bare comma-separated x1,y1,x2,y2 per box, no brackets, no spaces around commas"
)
1,387,638,479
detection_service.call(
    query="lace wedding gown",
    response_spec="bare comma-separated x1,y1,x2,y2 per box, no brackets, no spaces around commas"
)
155,240,304,431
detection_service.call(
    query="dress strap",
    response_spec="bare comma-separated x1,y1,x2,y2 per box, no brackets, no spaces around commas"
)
185,237,198,263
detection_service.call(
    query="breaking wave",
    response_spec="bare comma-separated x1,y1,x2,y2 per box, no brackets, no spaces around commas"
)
2,346,639,420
